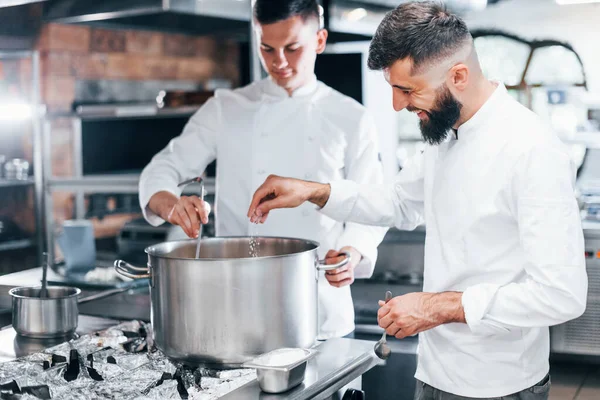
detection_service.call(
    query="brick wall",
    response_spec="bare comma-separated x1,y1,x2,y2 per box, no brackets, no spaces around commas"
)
37,24,240,112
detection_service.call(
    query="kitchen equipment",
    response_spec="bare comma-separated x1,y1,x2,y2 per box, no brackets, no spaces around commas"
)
374,291,392,360
40,252,49,298
242,348,316,394
114,237,350,366
0,217,25,242
3,158,29,180
47,257,145,290
343,389,366,400
156,90,214,108
56,219,96,274
9,283,144,338
551,224,600,355
117,218,169,256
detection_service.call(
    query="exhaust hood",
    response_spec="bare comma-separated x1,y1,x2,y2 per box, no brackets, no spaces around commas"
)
0,1,47,50
323,0,505,41
43,0,251,39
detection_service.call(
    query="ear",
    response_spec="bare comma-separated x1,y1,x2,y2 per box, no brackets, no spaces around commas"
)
449,63,469,91
316,28,328,54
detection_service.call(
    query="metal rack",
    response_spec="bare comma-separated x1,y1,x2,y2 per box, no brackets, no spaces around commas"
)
0,50,44,265
0,178,34,188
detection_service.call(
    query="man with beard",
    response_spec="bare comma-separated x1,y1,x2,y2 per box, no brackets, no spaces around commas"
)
246,1,588,399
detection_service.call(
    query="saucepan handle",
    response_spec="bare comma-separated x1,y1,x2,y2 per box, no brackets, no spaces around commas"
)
316,252,351,271
114,260,152,279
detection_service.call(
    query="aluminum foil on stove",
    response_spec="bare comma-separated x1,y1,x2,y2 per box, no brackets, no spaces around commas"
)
0,321,259,400
144,379,181,399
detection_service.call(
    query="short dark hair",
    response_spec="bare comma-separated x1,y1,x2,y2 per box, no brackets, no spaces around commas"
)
367,1,471,74
253,0,321,26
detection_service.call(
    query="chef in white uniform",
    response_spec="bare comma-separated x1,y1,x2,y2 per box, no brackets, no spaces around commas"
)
247,2,588,399
139,0,387,340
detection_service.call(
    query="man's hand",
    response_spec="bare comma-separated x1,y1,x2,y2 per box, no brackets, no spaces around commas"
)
148,191,210,238
324,246,362,288
377,292,465,339
247,175,331,224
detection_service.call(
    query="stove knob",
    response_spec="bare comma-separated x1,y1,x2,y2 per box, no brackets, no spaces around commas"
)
342,388,365,400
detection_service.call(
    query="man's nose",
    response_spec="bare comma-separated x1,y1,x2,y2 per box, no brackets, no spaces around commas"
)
392,92,410,112
273,50,288,69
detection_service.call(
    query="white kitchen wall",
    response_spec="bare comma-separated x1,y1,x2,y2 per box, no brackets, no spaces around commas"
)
324,41,423,182
326,1,600,180
464,0,600,93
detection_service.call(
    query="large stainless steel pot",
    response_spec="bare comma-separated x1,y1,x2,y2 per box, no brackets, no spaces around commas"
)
115,236,349,367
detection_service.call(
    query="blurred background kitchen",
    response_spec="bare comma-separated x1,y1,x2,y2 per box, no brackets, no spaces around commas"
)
0,0,600,398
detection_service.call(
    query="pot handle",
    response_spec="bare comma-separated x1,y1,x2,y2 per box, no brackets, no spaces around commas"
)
317,252,351,271
114,260,151,279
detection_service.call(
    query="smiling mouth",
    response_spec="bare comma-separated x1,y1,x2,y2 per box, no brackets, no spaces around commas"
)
274,70,293,78
410,109,428,120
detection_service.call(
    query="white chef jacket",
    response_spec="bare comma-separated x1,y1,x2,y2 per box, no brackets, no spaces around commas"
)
320,83,588,397
139,76,387,339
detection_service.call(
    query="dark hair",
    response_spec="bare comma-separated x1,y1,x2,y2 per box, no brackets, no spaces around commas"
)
253,0,321,26
367,1,471,73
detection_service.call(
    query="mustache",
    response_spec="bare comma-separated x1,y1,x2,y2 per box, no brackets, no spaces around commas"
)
407,106,429,116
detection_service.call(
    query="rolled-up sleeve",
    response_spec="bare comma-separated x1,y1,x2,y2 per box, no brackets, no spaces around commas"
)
462,142,588,335
139,96,221,226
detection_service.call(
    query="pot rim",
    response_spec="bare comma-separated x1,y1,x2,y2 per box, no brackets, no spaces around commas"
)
144,236,321,261
9,286,81,300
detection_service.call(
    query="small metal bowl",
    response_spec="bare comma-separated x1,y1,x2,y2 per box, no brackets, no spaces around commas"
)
243,348,316,394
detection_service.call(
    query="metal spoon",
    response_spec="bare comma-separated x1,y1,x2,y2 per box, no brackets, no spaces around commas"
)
40,252,49,298
177,177,205,259
374,291,393,360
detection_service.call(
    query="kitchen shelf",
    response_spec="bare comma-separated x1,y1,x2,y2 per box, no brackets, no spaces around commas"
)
0,239,35,252
47,175,215,195
0,178,35,188
46,104,201,121
0,50,43,266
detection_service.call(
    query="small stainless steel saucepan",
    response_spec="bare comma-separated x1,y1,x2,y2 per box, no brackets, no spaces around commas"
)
9,282,146,338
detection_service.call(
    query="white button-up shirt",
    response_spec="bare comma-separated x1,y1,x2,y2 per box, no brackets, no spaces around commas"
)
320,83,588,397
139,76,387,339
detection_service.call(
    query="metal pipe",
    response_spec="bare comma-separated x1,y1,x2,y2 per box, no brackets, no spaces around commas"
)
0,50,34,59
31,50,45,264
72,118,85,219
249,1,264,82
42,120,55,264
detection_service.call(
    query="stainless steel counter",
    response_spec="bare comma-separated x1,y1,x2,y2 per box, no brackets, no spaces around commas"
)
222,338,383,400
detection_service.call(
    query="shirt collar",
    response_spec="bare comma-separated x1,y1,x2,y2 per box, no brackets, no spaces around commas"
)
456,81,507,140
261,74,319,99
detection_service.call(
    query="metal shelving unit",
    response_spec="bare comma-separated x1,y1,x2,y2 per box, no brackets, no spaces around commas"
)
0,50,43,264
0,178,35,188
48,175,214,194
0,239,35,252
